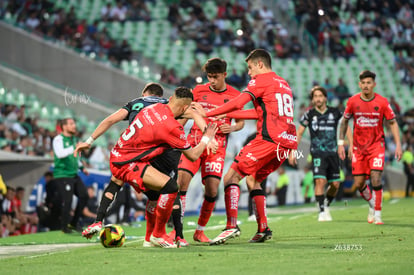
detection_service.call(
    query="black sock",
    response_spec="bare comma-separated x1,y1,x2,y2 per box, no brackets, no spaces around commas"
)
326,195,335,206
172,194,183,238
316,195,325,212
96,181,121,222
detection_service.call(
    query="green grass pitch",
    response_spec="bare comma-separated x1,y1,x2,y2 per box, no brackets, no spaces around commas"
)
1,198,413,274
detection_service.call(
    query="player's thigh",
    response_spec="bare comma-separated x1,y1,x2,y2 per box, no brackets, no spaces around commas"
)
352,151,369,176
142,165,172,191
177,169,193,191
200,149,225,179
234,138,280,177
312,155,328,180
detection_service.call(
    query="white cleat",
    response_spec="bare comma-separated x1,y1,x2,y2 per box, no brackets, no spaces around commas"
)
150,234,177,248
324,207,332,221
143,240,155,247
209,226,241,245
318,211,328,222
367,207,375,224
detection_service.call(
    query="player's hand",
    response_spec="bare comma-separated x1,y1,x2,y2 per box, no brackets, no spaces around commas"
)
288,150,297,166
74,142,91,157
204,123,218,140
191,102,206,117
219,123,234,134
206,138,218,155
82,167,89,176
338,145,346,160
395,144,402,161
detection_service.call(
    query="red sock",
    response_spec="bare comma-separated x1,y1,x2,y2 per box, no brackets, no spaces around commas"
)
374,188,383,211
153,193,177,238
225,184,240,229
197,199,216,227
30,224,37,234
253,195,268,232
145,200,157,241
21,224,31,234
359,184,372,201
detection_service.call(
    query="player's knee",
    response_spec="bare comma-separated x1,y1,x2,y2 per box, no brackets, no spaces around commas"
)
204,195,218,203
160,178,179,194
144,190,160,201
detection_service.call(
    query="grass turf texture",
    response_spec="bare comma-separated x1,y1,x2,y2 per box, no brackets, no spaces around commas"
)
1,198,413,274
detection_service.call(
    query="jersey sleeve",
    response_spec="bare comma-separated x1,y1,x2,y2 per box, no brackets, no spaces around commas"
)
383,100,396,120
343,98,354,119
163,123,191,150
299,110,310,127
243,79,263,100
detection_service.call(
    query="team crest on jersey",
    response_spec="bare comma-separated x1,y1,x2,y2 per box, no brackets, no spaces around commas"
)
328,113,334,120
374,106,379,111
224,99,229,103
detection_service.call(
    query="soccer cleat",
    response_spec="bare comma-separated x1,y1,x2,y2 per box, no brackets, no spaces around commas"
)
324,207,332,221
62,227,73,234
209,226,241,246
374,212,384,225
193,230,211,243
143,240,154,248
247,215,256,222
150,234,177,248
318,212,327,222
68,223,83,233
249,227,273,243
167,229,176,239
82,221,102,239
367,207,375,224
176,237,189,247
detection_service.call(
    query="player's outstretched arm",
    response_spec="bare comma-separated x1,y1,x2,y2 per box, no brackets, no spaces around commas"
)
74,108,128,156
182,123,217,161
346,125,353,159
288,125,305,166
206,93,251,117
388,119,402,161
337,117,349,160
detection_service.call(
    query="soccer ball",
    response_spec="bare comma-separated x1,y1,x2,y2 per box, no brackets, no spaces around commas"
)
99,224,126,248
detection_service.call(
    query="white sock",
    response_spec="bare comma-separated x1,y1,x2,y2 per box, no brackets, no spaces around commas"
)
197,225,205,231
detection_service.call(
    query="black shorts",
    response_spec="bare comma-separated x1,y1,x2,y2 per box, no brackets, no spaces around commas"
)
150,149,181,181
311,154,341,182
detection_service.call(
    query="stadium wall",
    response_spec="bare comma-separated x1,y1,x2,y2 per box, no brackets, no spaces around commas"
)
0,22,173,106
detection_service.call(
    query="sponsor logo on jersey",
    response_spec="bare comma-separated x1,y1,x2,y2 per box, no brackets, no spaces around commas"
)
143,109,155,125
111,149,120,157
278,131,297,141
248,80,256,86
356,116,379,127
279,82,291,91
246,152,257,162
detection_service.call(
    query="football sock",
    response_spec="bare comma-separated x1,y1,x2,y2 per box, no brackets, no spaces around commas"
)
359,184,374,208
197,195,217,227
326,195,335,206
372,185,383,211
153,193,177,238
96,180,121,222
224,184,240,229
251,189,267,232
180,191,187,217
171,194,183,238
145,200,157,242
315,195,325,212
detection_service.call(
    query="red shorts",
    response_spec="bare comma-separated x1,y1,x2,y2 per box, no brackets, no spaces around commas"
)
352,147,385,176
178,146,226,181
110,161,150,193
232,138,289,182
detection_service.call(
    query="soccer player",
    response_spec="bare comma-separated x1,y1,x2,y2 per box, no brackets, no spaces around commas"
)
338,70,402,225
289,86,352,221
76,87,217,248
175,58,244,244
205,49,297,244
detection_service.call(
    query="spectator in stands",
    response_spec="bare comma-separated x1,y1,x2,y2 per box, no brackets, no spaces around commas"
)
118,39,132,62
127,0,151,22
167,3,182,24
109,1,127,22
334,77,351,103
321,78,335,102
389,96,402,117
25,11,40,30
290,35,303,61
227,69,245,90
330,35,347,62
344,38,356,61
195,32,213,55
